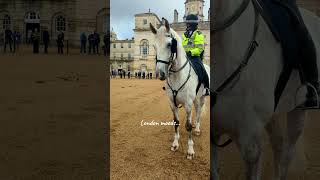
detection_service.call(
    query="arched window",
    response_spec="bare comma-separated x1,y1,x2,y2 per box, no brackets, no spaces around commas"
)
3,14,11,30
56,16,66,31
140,39,149,57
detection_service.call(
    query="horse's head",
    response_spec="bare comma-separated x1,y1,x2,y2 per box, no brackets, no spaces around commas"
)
150,18,178,81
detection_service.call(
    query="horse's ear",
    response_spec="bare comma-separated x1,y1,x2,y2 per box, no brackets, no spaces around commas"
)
162,17,170,32
150,23,157,34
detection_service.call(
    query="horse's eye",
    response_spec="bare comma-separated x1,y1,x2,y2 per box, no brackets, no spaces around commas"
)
166,34,171,37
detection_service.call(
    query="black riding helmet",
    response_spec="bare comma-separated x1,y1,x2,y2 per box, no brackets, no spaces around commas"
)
186,14,198,30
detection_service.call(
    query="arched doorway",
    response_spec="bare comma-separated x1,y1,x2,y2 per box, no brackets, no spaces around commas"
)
25,11,40,43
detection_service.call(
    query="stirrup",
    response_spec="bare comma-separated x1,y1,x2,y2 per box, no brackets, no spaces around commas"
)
294,82,320,110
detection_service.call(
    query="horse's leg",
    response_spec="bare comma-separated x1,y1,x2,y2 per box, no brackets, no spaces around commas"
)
266,111,305,180
170,103,180,151
185,102,194,159
211,136,220,180
237,123,263,180
194,95,205,136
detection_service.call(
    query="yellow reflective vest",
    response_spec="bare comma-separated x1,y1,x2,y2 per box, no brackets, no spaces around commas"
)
182,29,204,57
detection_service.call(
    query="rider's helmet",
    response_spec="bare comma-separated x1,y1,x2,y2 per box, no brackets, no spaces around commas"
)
185,14,199,29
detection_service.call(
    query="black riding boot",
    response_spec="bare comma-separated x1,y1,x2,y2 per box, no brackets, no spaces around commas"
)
297,26,320,109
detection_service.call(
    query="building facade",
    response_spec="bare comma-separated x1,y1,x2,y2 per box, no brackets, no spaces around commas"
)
0,0,107,46
110,0,210,75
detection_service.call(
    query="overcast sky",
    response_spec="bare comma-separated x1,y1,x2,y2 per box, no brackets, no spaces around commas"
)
110,0,210,39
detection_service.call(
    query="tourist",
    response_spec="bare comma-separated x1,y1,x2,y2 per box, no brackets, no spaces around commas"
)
15,31,21,52
80,32,87,54
31,28,40,53
27,30,32,44
93,30,100,55
57,31,64,54
103,33,108,56
12,31,16,53
43,29,50,54
88,33,95,54
4,28,12,53
150,73,152,79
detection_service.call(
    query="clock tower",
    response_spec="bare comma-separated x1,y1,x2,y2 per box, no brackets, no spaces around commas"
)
183,0,205,22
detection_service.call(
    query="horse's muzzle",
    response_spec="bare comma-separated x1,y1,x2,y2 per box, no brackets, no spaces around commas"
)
159,76,166,81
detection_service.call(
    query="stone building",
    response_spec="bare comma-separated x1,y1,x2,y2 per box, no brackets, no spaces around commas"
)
110,30,134,73
0,0,107,46
111,0,210,76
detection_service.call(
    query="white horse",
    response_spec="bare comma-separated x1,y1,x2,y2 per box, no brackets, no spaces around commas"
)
150,18,210,159
212,0,320,180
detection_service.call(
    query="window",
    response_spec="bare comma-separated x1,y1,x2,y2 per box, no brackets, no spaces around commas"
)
143,19,147,25
128,43,131,48
113,44,116,48
56,16,66,31
128,53,131,59
121,43,123,48
3,14,10,30
140,40,149,58
121,53,123,59
29,12,37,19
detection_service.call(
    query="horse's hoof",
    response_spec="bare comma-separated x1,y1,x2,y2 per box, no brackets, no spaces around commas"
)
171,145,179,151
186,153,194,160
195,130,201,136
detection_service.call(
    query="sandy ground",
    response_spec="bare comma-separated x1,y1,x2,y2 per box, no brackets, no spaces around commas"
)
110,78,211,180
111,78,320,180
0,48,107,180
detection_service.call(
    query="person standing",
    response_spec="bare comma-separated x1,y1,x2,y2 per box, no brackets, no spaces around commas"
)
31,28,40,54
57,31,64,54
42,29,50,54
15,31,21,52
103,33,108,56
88,33,94,54
80,32,87,54
12,31,16,53
93,30,100,55
4,28,12,53
27,30,32,44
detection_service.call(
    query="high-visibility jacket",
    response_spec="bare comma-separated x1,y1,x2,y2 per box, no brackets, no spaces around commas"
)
182,29,204,57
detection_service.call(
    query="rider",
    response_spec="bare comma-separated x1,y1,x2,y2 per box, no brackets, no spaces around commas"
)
182,14,210,96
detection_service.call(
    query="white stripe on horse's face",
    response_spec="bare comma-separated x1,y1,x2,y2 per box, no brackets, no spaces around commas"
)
154,27,173,80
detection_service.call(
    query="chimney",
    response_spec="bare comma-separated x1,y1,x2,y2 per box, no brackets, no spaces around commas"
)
174,9,178,23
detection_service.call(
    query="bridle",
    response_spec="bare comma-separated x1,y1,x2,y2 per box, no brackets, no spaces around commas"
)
155,34,192,108
212,0,261,103
211,0,262,147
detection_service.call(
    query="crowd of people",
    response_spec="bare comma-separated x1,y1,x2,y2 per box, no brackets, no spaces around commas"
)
3,28,22,53
2,28,108,56
110,70,158,79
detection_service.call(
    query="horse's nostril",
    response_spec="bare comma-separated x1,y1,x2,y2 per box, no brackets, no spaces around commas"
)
160,72,165,77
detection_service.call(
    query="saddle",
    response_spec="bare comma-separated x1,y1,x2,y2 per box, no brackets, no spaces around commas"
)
256,0,317,110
